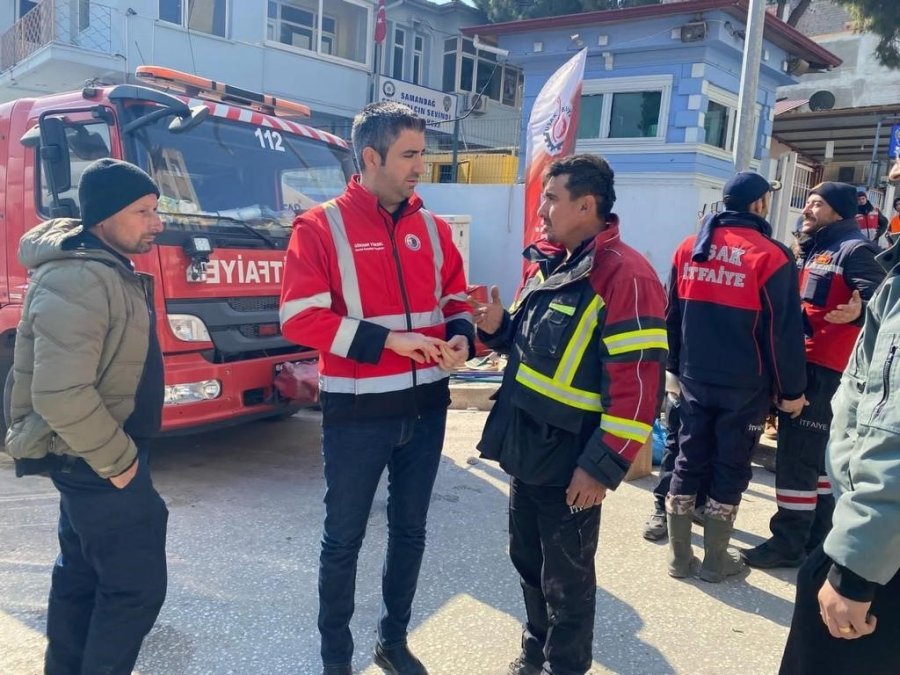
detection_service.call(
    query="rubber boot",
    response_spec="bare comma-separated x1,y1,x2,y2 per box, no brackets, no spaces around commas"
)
699,500,746,583
665,494,699,578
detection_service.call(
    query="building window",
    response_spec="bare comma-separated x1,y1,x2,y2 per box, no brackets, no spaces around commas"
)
609,91,661,138
412,34,424,85
576,76,671,142
576,94,604,140
392,28,405,79
704,100,732,150
267,0,367,65
159,0,227,37
441,37,522,107
18,0,38,18
79,0,91,31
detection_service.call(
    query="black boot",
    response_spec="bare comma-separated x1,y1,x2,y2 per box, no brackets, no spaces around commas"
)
374,643,428,675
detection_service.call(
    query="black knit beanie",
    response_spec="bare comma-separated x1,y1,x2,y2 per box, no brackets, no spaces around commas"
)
79,158,160,228
809,181,857,220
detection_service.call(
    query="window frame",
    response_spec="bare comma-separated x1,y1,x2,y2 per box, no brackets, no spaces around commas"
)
441,36,522,107
265,0,371,68
412,34,424,86
700,83,762,159
159,0,229,38
392,26,406,80
576,75,672,145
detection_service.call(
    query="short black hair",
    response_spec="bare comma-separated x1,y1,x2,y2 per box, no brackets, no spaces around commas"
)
350,102,425,172
544,154,616,218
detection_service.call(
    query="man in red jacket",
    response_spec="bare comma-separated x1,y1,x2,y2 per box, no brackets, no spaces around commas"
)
743,182,884,570
280,102,474,675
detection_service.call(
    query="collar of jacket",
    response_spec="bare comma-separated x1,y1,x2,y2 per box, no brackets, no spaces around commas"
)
692,210,772,262
523,216,622,287
346,174,424,220
64,229,135,271
802,217,864,253
877,239,900,275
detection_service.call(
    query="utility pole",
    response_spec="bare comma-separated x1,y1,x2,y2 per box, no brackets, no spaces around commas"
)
733,0,766,172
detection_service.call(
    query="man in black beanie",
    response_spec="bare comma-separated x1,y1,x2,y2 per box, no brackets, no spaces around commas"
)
744,181,885,570
5,158,168,674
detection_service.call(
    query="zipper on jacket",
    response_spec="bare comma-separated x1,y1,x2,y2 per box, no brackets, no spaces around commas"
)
383,212,419,415
873,344,897,418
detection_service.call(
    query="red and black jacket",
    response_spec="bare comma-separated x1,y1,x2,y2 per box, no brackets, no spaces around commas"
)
667,211,806,399
478,221,667,489
798,218,884,373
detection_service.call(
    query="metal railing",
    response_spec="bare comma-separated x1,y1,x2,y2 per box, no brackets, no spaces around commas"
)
1,0,113,72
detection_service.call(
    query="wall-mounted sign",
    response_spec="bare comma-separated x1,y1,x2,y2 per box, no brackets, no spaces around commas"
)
376,77,459,127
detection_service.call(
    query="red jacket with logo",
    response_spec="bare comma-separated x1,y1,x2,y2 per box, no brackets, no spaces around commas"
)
798,218,884,372
279,178,473,421
667,212,807,398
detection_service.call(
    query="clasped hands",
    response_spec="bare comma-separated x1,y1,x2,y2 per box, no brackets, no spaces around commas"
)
385,332,469,371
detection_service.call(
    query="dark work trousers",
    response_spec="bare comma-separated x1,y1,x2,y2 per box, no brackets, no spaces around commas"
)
652,395,707,511
509,478,601,675
669,378,770,505
769,363,842,558
45,447,168,675
318,411,446,667
780,545,900,675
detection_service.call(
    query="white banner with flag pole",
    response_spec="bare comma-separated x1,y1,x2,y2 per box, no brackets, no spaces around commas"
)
522,48,588,248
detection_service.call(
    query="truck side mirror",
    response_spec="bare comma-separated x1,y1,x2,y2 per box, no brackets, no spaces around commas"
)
38,117,72,194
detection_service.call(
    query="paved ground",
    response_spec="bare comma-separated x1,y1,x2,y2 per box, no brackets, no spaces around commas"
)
1,409,795,675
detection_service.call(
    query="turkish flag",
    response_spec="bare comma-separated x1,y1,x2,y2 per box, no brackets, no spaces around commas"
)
522,49,587,249
374,0,387,45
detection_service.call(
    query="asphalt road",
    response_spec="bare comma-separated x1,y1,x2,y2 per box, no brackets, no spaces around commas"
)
1,410,796,675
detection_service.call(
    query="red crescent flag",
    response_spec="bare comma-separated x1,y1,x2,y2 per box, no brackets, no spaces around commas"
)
522,48,587,249
374,0,387,45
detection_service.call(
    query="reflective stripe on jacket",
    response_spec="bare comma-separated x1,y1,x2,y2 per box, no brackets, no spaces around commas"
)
279,177,473,421
478,220,667,489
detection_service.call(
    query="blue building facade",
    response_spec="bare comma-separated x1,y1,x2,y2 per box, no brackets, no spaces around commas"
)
464,0,840,270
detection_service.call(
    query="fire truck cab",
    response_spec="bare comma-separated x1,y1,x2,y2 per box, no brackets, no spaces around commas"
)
0,66,355,438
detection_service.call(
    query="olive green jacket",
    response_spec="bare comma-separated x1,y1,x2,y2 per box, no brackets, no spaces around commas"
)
5,219,153,478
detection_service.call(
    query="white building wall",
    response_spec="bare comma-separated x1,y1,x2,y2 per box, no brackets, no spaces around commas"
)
419,176,721,301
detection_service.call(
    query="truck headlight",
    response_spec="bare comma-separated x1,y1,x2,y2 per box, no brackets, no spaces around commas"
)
168,314,212,342
164,379,222,405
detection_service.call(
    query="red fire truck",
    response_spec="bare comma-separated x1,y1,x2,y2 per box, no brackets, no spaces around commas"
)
0,66,355,437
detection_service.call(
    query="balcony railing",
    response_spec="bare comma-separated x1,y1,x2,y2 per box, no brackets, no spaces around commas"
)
1,0,113,73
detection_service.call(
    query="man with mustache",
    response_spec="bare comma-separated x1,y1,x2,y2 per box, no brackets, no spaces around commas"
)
473,154,666,675
744,182,885,570
5,158,169,674
280,102,473,675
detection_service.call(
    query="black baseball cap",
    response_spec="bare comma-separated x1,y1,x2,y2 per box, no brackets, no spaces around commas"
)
723,172,781,212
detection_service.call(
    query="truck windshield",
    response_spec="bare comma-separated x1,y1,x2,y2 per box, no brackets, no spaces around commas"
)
125,105,353,245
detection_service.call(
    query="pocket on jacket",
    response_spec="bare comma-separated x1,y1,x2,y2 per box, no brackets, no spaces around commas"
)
801,271,831,307
528,293,579,357
863,333,899,432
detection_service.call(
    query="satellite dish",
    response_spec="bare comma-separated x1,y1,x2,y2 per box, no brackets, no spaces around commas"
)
809,90,836,112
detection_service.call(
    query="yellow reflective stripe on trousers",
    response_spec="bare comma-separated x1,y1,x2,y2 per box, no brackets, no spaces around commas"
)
600,414,652,442
515,363,603,412
555,296,604,385
603,328,668,355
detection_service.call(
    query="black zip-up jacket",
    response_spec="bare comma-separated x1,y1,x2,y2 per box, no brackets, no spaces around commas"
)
666,211,806,399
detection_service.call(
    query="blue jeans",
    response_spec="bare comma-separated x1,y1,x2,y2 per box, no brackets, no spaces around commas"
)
318,411,447,666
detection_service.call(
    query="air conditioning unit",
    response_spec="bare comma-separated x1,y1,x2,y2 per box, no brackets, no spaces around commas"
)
680,21,707,43
468,94,488,115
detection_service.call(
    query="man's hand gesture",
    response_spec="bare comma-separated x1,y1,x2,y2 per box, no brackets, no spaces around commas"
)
385,332,444,364
777,394,808,419
469,286,504,335
818,579,876,640
566,467,608,509
437,334,470,371
825,290,862,324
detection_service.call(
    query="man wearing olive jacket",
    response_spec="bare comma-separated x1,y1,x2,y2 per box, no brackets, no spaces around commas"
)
779,238,900,674
5,158,168,675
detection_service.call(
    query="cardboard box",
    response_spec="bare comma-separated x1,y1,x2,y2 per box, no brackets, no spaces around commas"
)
624,437,653,482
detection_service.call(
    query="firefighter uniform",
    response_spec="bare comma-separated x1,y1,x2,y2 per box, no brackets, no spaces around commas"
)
761,218,884,562
478,219,666,674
